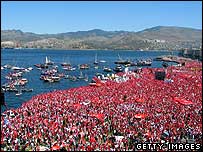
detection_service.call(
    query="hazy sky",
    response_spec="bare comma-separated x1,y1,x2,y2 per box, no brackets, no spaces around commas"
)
1,1,202,34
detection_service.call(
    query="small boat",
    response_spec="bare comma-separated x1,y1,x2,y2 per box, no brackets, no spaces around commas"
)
52,65,58,69
3,64,12,69
136,59,152,66
94,53,99,65
84,74,89,82
44,77,54,83
65,75,71,79
69,76,77,81
27,67,33,71
34,64,48,69
16,89,22,96
94,66,99,69
61,62,71,66
63,66,76,71
58,73,65,78
130,62,137,66
113,65,123,73
51,76,60,82
61,57,71,66
11,66,23,71
114,54,131,65
45,56,54,65
79,64,89,69
21,78,28,83
114,60,131,65
78,71,85,79
99,60,106,63
103,67,112,72
21,88,33,92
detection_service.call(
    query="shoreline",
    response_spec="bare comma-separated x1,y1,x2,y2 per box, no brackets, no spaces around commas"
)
2,48,179,52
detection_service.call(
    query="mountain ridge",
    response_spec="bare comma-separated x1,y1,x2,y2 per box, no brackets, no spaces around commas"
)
1,26,202,50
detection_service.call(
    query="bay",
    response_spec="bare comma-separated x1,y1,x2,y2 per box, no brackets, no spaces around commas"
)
1,49,178,113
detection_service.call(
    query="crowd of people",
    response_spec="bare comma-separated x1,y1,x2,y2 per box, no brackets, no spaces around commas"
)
1,61,202,151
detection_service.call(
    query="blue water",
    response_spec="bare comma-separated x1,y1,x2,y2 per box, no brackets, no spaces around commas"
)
1,49,178,112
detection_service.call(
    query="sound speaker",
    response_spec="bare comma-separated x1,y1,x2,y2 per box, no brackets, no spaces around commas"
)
155,71,166,80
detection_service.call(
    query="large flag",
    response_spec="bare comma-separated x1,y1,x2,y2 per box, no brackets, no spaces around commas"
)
173,97,193,105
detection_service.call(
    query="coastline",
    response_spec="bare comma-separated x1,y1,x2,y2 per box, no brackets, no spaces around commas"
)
2,48,176,52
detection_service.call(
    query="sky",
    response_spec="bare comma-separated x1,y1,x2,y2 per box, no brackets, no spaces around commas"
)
1,1,202,34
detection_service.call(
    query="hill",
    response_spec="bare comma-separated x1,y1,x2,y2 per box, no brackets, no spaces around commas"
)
1,26,202,50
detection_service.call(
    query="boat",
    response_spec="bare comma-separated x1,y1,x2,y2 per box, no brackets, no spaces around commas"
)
78,71,85,79
43,77,54,83
61,62,71,66
58,73,65,78
16,89,22,96
61,57,71,66
62,65,76,71
3,64,12,69
21,88,33,92
84,74,89,82
94,53,99,65
69,76,77,81
45,56,54,65
94,66,99,69
34,64,48,69
65,75,71,79
136,59,152,66
11,66,24,71
113,65,123,73
114,54,131,65
51,76,60,82
99,60,106,63
79,64,89,69
52,65,58,69
103,67,112,72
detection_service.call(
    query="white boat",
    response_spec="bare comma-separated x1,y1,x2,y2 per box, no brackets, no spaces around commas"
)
94,53,99,64
3,64,12,69
84,74,89,82
103,67,112,72
99,60,106,63
51,76,60,82
16,89,22,96
27,67,33,70
45,56,54,65
11,66,23,70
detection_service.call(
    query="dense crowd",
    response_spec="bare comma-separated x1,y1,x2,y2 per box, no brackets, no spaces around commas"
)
1,61,202,151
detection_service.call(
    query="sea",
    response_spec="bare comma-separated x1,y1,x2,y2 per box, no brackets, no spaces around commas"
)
1,49,179,113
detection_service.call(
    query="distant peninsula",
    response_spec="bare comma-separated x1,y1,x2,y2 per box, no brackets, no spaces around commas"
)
1,26,202,51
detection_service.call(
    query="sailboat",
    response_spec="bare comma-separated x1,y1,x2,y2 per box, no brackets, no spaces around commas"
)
16,88,22,96
114,54,131,65
84,74,89,82
45,56,54,65
78,71,85,79
61,57,71,66
94,53,99,65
